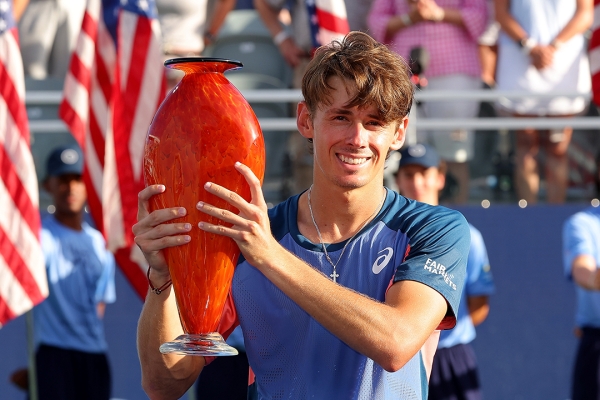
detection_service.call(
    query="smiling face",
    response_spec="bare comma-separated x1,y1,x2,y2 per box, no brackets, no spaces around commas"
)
298,76,406,190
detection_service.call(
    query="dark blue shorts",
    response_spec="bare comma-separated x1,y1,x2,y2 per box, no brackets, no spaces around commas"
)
36,344,110,400
572,327,600,400
428,343,482,400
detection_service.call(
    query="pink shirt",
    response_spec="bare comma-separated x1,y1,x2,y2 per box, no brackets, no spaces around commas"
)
368,0,487,78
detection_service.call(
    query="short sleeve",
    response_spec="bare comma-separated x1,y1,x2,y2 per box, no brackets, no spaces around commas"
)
563,213,597,280
96,250,116,304
459,0,488,42
367,0,397,43
465,225,495,297
394,207,470,329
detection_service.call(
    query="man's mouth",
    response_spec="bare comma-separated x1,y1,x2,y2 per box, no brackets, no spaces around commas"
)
338,154,369,165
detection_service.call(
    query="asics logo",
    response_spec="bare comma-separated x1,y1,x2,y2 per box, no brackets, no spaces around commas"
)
372,247,393,274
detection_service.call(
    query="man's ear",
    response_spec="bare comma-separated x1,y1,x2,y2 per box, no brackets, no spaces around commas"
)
390,117,409,151
437,171,446,192
296,101,313,140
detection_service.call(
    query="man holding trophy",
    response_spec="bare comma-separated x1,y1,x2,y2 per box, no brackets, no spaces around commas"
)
134,32,470,399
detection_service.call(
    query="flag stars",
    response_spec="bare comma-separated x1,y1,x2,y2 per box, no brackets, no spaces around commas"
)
138,0,149,11
0,0,9,13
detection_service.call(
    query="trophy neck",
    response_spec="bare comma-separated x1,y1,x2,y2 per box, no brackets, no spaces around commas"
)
164,57,243,75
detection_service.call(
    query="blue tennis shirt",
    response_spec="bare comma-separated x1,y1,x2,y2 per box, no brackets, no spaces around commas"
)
229,188,470,399
34,215,116,353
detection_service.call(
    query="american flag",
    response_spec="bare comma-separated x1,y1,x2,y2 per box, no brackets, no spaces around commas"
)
0,0,48,327
591,0,600,107
306,0,350,50
59,0,166,298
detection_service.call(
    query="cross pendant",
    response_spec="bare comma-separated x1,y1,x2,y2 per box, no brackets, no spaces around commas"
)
330,271,339,283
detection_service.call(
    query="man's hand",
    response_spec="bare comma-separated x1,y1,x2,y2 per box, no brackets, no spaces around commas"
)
409,0,444,23
529,44,555,70
278,37,311,68
132,184,192,278
196,162,277,269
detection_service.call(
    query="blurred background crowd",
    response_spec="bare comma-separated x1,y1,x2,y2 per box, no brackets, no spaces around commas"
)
2,0,600,399
15,0,600,209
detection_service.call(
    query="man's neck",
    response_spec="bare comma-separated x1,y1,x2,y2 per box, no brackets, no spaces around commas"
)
53,212,84,231
301,183,386,244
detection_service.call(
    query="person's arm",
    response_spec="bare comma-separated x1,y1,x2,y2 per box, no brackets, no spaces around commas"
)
496,0,592,70
97,302,106,318
253,0,308,67
467,295,490,326
203,0,236,47
196,163,451,371
13,0,29,21
411,0,465,27
571,255,600,290
134,185,205,399
549,0,593,48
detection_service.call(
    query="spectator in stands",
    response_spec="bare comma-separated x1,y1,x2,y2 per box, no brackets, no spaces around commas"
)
254,0,373,196
495,0,593,204
17,0,86,79
157,0,236,90
562,155,600,399
368,0,488,205
34,144,116,400
478,0,498,88
395,143,495,400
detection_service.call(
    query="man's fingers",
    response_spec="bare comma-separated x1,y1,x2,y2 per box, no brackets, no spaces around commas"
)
133,206,187,234
137,185,165,220
197,201,245,227
234,162,268,208
135,232,191,253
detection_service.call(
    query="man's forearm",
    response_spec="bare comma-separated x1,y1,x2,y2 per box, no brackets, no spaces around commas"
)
255,249,447,372
137,284,204,399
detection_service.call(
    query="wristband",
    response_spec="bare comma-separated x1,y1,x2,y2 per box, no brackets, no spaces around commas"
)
273,30,290,46
550,39,564,50
400,13,413,27
147,266,172,295
518,37,537,55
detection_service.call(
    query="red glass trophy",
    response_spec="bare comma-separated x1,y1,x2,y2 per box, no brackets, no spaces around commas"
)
143,58,265,356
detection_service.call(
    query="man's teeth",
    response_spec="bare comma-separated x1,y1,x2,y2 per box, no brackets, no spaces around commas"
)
339,155,368,165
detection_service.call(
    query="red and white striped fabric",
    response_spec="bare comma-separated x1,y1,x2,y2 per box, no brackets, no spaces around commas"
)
307,0,350,48
60,0,166,299
591,0,600,107
0,1,48,327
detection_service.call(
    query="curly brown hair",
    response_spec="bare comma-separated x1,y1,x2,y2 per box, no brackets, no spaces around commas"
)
301,31,414,125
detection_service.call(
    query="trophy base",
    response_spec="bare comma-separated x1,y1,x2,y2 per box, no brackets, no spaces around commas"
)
159,333,239,356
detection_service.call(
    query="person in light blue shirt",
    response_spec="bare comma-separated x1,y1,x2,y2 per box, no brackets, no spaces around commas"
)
563,203,600,399
33,144,116,400
395,143,495,400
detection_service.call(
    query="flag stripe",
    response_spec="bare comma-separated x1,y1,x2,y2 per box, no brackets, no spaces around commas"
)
0,142,38,232
0,226,44,309
60,0,165,300
592,0,600,106
0,19,47,326
113,13,152,247
315,7,350,33
0,33,29,146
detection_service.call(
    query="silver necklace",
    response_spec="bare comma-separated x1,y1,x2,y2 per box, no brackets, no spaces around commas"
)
307,186,385,283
